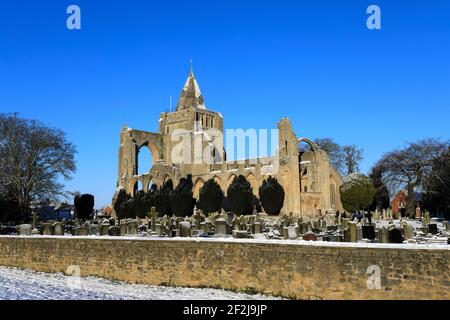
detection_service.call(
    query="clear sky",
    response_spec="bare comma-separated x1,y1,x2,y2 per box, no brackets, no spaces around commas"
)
1,1,449,208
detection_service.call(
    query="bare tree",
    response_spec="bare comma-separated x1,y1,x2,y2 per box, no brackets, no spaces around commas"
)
342,145,363,176
313,139,364,177
375,138,449,217
0,113,77,219
314,138,345,176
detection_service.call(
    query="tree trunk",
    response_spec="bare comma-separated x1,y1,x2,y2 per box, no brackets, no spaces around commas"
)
406,183,415,218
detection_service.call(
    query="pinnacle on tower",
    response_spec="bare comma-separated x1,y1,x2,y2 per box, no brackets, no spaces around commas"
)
176,68,206,111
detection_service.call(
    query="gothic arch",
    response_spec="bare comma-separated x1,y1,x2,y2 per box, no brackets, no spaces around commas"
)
213,176,223,189
193,178,205,199
297,138,319,153
225,174,237,195
298,137,319,193
246,173,259,196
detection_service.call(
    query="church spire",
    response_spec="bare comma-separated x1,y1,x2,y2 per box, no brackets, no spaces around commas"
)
176,67,206,111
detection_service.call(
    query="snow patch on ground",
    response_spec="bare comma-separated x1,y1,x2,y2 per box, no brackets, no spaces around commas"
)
0,267,280,300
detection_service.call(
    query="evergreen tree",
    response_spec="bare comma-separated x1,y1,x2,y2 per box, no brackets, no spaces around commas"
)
113,189,130,221
259,176,285,215
227,175,253,215
154,179,173,216
171,177,195,217
340,173,376,212
198,179,223,215
74,194,94,220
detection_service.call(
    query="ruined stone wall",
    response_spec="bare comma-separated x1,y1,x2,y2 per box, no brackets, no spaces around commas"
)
0,236,448,300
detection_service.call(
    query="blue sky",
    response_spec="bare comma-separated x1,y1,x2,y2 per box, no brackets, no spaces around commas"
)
1,1,449,208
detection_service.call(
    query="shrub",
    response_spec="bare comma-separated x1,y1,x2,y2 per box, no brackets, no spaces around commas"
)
154,180,173,216
113,189,130,220
227,175,253,215
74,194,94,220
340,173,376,212
171,177,195,217
259,176,285,215
198,179,224,215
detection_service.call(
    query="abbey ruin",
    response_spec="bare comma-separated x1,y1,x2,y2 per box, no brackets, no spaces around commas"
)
117,69,343,216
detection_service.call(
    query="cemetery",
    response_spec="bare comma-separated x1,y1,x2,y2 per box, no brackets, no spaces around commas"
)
2,206,449,247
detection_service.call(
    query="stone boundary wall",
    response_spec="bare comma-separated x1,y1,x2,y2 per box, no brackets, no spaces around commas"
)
0,236,449,300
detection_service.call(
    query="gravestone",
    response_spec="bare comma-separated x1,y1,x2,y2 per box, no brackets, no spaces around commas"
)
347,222,357,242
298,222,308,235
89,224,99,236
214,218,227,235
226,212,234,226
108,226,120,236
200,222,208,234
100,222,110,236
19,224,32,236
341,218,347,230
327,225,338,232
232,230,250,238
180,221,191,237
282,227,289,240
302,230,317,241
42,223,53,236
253,221,262,234
388,228,403,243
378,227,389,243
127,221,138,235
154,224,162,236
403,223,414,240
427,224,438,235
362,225,376,240
288,225,298,239
75,225,88,236
356,225,363,241
53,222,64,236
150,207,157,231
119,222,128,236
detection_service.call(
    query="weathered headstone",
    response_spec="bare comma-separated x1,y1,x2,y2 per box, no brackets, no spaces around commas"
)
427,224,438,235
19,224,32,236
403,223,414,240
298,222,308,235
347,222,357,242
75,225,88,236
100,222,110,236
108,226,120,236
356,225,363,241
388,228,403,243
214,218,227,235
282,227,289,240
180,221,191,237
253,221,262,234
53,222,64,236
378,226,389,243
149,206,157,231
117,222,126,236
362,225,376,240
42,223,53,236
154,223,162,236
89,224,99,236
288,225,298,239
127,221,138,235
302,230,317,241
